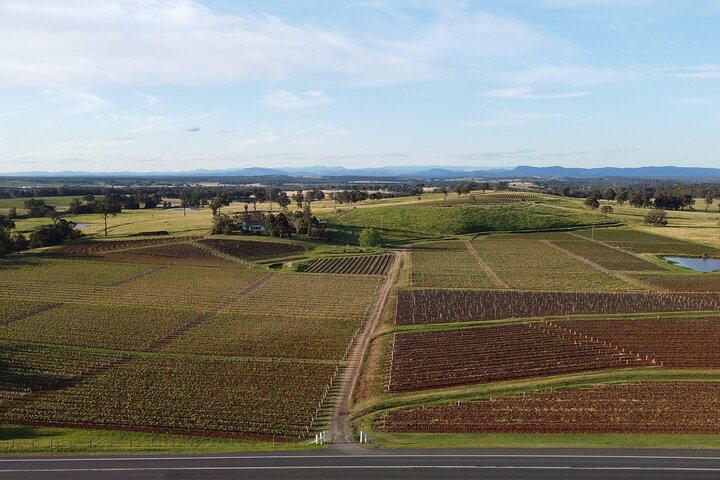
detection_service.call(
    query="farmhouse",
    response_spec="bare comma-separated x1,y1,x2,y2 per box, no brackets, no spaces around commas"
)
242,219,266,233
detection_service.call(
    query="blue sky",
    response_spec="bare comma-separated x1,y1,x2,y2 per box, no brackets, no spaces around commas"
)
0,0,719,173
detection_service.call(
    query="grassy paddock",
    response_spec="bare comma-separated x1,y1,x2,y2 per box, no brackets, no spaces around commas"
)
0,424,318,455
368,432,720,450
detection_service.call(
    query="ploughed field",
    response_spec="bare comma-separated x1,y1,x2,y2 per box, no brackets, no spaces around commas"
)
304,254,394,275
380,382,720,434
0,237,381,440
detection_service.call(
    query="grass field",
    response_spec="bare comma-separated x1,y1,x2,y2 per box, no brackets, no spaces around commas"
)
318,198,612,244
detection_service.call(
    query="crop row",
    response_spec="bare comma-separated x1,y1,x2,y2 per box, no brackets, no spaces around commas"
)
396,289,720,325
166,313,361,361
411,241,496,289
387,324,645,392
0,304,198,352
0,258,152,286
469,237,628,291
198,238,304,261
549,237,663,272
2,356,337,439
305,254,393,276
0,341,120,393
105,242,240,268
51,236,202,255
380,382,720,434
562,317,720,367
634,274,720,292
575,228,720,256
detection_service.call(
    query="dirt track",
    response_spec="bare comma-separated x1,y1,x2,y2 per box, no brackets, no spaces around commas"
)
329,250,404,445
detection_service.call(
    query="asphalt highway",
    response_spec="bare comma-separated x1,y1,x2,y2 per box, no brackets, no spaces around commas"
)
3,447,720,479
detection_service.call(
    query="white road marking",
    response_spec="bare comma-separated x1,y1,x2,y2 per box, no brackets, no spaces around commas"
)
3,465,720,473
3,454,720,462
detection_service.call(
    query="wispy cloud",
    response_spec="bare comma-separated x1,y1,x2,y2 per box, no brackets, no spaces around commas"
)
468,112,562,127
42,90,109,114
0,1,565,87
505,66,621,85
134,91,159,109
667,65,720,79
260,90,333,111
184,127,202,132
482,87,590,99
236,132,281,146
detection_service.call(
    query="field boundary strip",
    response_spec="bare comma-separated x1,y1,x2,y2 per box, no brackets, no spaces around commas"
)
463,239,509,288
190,240,250,266
568,232,667,265
110,265,169,287
0,303,64,328
145,272,275,351
541,240,661,292
540,319,663,367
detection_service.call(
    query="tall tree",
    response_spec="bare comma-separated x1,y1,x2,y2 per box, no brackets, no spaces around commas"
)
95,196,122,237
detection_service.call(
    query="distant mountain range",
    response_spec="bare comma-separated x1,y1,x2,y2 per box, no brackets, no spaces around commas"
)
4,165,720,180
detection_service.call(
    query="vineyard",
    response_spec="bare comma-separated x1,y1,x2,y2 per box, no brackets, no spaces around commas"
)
4,355,337,439
387,324,648,392
634,274,720,292
548,237,664,271
560,317,720,367
395,289,720,325
575,228,720,256
198,238,304,261
467,237,629,291
304,254,394,275
410,241,496,288
104,242,238,267
380,382,720,434
50,236,202,255
167,274,381,361
0,242,382,439
421,193,539,207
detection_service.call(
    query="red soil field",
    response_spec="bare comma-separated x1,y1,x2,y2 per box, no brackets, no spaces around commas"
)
381,382,720,434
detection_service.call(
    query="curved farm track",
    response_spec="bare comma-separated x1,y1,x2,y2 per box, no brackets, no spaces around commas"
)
330,251,404,445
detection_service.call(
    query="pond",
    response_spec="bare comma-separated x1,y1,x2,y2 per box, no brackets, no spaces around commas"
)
73,223,92,229
664,256,720,273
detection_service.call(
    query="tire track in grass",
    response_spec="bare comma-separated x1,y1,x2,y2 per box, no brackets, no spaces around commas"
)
463,239,509,289
542,240,661,292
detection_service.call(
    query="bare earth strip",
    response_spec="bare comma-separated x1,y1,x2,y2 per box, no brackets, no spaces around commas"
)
463,240,509,289
542,240,660,292
330,251,404,445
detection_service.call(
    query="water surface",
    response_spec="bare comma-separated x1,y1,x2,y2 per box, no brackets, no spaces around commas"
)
664,256,720,273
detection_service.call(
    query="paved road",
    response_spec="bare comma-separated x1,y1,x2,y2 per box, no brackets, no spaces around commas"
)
3,448,720,479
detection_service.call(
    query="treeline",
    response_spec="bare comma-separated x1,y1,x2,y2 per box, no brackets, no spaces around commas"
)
543,181,720,211
0,215,82,255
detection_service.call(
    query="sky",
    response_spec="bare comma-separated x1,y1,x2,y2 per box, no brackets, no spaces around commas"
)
0,0,719,173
